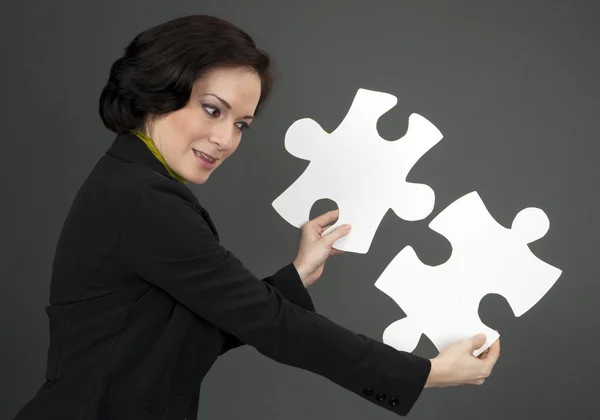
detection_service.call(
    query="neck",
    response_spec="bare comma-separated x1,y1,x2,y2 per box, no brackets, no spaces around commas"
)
131,131,187,184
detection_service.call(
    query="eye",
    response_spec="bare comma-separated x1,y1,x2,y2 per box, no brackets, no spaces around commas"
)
202,104,221,117
235,121,250,132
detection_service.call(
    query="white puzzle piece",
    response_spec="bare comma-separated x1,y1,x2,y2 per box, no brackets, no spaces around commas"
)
374,191,562,356
272,88,444,254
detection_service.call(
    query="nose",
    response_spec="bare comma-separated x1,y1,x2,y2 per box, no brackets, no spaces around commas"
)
209,122,235,151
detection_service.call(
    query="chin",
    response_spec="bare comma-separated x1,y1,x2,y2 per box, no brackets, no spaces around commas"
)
185,176,209,185
185,171,211,185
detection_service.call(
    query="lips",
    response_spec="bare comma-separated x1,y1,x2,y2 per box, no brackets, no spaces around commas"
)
193,149,217,163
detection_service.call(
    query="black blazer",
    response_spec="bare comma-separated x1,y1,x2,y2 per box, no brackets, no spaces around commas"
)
13,132,431,420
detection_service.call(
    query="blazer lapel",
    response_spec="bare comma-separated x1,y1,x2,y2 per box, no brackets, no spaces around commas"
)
105,132,221,240
105,132,173,180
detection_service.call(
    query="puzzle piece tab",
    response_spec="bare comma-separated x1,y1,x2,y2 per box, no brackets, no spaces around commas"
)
272,88,443,254
374,191,562,356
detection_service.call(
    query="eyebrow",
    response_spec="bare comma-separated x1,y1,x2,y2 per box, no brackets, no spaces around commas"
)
206,93,254,120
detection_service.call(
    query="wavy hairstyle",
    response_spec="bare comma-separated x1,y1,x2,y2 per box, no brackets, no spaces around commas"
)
99,15,276,133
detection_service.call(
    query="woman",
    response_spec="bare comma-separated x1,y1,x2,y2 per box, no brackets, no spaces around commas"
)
13,14,500,420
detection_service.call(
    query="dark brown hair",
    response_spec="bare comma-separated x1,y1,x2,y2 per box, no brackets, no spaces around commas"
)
99,15,276,133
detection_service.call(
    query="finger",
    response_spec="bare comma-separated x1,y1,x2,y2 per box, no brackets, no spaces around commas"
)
329,248,345,256
483,338,500,365
471,334,487,352
322,224,351,246
318,222,336,235
311,209,340,229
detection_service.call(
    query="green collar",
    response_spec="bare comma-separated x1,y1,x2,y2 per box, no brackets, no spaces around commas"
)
131,131,187,184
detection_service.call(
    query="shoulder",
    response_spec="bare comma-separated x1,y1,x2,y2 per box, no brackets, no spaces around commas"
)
118,171,221,258
126,172,201,218
96,153,199,206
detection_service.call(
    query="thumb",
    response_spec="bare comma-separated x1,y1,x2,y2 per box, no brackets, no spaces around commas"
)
471,334,486,351
322,224,351,245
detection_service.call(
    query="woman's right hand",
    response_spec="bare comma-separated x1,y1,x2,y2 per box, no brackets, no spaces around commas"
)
424,334,501,388
292,209,351,288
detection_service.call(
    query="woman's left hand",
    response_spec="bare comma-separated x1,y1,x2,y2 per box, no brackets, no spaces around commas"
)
292,209,351,288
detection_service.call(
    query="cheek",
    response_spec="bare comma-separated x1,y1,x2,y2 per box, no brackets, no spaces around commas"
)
170,113,209,148
169,106,203,132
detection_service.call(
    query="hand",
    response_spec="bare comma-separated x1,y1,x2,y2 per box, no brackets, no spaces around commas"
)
424,334,501,388
292,209,351,288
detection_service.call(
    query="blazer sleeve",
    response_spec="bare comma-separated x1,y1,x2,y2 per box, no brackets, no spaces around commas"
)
221,263,316,354
119,179,431,417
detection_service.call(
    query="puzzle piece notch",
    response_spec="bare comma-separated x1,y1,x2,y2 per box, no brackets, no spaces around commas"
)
374,191,562,357
426,192,559,319
284,88,399,160
272,88,444,254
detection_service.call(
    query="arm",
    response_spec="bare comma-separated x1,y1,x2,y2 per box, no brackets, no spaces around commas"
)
221,262,315,354
120,178,431,417
262,263,315,312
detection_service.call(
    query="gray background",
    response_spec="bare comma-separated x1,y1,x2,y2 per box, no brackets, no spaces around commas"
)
2,0,598,419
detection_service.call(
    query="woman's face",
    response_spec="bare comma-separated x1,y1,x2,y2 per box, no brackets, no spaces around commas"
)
144,66,262,184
